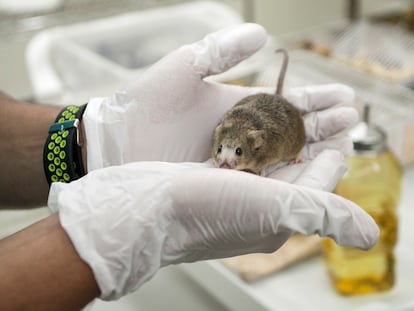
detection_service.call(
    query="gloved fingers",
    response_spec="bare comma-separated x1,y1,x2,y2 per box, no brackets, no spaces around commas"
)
264,161,306,185
187,23,268,78
277,185,379,250
171,168,379,251
135,23,267,89
266,149,347,192
183,230,293,262
212,84,358,144
49,160,379,300
122,23,266,100
303,106,358,143
301,136,353,159
293,149,347,191
284,83,355,113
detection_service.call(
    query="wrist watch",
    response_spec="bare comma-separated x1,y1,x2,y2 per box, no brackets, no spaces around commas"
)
43,104,87,185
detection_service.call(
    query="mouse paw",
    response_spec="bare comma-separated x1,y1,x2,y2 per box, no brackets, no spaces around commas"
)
292,155,304,164
295,156,304,164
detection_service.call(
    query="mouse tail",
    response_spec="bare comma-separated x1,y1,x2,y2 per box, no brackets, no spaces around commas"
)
275,49,288,96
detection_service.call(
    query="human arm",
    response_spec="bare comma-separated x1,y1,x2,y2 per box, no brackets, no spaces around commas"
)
0,94,95,308
0,92,61,207
0,214,99,310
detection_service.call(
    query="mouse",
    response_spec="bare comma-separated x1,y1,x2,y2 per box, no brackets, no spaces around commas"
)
211,48,306,175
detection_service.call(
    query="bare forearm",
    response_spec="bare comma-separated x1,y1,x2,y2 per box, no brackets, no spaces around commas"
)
0,92,61,206
0,214,100,310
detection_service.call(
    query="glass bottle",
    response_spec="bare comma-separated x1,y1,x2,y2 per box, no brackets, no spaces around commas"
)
323,105,402,295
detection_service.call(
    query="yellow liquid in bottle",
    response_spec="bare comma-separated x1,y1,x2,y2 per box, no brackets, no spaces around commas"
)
323,150,402,295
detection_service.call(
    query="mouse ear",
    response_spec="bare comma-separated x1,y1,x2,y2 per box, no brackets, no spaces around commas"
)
222,119,234,128
215,119,233,134
217,120,234,129
247,130,265,149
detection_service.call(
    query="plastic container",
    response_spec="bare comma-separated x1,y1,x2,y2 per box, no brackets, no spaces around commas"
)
25,1,249,104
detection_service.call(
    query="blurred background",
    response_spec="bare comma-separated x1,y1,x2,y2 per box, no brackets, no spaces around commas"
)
1,1,414,310
0,0,402,99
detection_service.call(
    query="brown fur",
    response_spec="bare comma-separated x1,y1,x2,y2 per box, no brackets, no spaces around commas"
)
212,49,306,175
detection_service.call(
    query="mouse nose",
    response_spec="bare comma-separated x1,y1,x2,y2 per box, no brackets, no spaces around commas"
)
219,160,236,169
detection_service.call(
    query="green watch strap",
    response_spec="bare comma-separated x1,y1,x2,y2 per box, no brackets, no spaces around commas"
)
43,104,87,185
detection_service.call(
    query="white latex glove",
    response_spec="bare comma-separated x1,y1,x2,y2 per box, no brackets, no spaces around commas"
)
83,23,356,171
48,158,379,300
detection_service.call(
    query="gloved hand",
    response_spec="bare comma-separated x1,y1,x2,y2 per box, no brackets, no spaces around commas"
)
61,22,376,302
83,23,356,171
48,158,379,300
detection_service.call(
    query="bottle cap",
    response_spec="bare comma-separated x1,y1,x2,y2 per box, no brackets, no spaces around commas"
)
348,104,387,154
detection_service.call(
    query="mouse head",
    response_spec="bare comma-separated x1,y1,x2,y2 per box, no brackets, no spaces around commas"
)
212,120,266,174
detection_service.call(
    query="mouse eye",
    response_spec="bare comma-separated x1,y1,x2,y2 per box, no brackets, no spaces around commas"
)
235,147,243,156
217,145,222,154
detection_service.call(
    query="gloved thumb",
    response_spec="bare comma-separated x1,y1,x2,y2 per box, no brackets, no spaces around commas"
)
135,22,267,83
122,23,267,101
186,23,268,77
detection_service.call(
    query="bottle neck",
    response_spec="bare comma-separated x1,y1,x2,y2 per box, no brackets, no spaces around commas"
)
352,140,388,155
351,147,388,157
